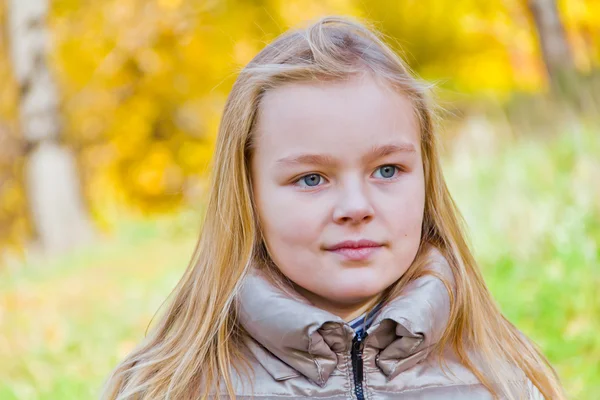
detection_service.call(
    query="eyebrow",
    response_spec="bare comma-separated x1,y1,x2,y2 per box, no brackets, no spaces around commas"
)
275,143,417,167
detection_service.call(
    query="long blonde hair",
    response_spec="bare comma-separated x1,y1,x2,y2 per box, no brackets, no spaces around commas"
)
101,15,565,400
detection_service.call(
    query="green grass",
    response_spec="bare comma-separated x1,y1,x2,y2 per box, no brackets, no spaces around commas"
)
445,119,600,398
1,123,599,399
0,214,199,399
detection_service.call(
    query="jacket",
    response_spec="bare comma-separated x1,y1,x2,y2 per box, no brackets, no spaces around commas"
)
221,246,543,399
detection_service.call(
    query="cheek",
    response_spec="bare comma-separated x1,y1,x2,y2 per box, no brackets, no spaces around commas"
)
256,186,322,249
259,205,321,282
396,195,425,236
264,214,315,247
386,176,425,235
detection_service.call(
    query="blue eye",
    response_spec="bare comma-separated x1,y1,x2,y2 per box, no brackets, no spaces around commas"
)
374,165,399,179
295,165,401,189
298,174,323,187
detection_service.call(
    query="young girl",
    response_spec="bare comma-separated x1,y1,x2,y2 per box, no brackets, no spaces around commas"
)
101,16,565,400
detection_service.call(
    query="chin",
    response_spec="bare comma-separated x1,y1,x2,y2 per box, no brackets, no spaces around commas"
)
321,277,391,304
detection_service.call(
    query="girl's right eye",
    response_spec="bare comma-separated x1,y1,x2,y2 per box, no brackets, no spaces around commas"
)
295,173,325,188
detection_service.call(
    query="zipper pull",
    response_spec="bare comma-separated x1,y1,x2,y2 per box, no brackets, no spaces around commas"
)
351,331,367,387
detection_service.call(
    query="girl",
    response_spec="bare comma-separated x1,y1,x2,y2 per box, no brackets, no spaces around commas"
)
101,16,565,400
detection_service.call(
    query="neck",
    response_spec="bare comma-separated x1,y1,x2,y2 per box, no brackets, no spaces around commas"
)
293,284,384,322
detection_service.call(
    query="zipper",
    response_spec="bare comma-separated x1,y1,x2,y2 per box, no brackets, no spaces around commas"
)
350,331,366,400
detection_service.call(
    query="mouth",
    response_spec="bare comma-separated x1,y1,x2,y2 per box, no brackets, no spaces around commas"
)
327,245,383,261
324,239,384,261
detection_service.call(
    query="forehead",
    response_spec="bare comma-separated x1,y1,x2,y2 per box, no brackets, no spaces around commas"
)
253,74,420,164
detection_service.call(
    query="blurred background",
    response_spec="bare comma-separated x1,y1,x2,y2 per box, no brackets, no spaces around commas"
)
0,0,598,398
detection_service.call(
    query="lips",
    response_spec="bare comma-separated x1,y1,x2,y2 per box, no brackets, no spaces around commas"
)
325,239,383,251
325,239,384,262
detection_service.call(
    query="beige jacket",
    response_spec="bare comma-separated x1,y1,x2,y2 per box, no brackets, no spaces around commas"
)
223,246,543,399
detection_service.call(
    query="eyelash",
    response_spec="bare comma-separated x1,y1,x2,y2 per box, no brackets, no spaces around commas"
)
293,164,404,190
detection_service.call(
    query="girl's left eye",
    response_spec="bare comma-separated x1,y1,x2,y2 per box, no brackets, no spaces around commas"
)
373,165,400,179
294,165,401,188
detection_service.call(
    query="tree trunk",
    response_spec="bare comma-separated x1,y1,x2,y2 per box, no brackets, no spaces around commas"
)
527,0,578,95
7,0,94,255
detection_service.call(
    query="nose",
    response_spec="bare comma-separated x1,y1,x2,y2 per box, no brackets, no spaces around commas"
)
332,180,375,225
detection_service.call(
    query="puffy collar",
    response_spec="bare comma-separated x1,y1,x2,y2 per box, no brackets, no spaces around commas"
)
237,245,455,386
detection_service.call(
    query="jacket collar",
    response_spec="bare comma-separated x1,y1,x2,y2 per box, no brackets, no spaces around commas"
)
237,245,455,386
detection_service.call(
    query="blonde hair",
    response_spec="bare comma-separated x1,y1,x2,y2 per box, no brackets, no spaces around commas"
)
101,15,565,400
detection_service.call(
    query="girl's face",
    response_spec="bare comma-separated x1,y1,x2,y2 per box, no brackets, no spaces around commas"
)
250,73,425,315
